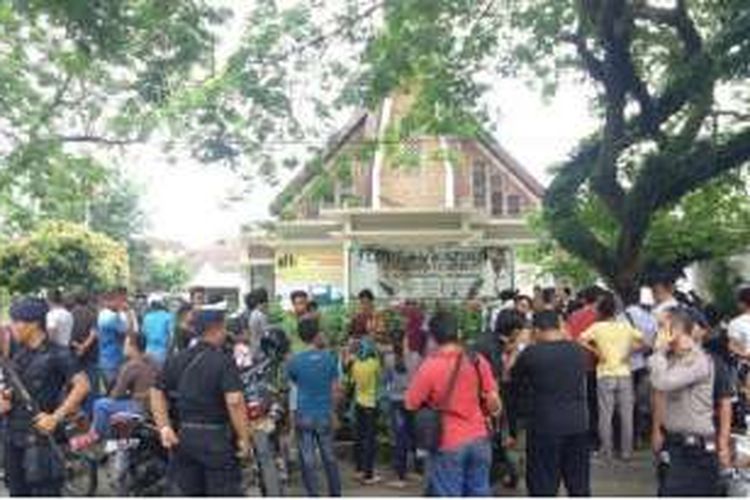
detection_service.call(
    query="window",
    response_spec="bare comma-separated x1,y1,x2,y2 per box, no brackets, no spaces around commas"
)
472,162,487,209
336,175,354,207
400,137,423,169
507,195,521,215
301,198,319,218
490,172,503,216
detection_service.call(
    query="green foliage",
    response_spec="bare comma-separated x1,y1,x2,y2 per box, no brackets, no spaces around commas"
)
523,173,750,289
643,174,750,276
0,221,130,294
146,259,191,293
518,212,600,288
0,1,229,200
705,259,744,318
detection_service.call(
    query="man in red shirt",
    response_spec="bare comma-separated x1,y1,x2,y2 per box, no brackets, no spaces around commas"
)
405,311,501,496
566,286,602,450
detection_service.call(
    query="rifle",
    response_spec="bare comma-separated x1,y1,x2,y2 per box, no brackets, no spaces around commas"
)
0,355,67,462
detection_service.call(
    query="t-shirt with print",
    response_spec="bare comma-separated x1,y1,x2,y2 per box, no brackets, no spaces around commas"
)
97,308,128,372
351,357,381,408
287,348,339,421
511,340,588,436
728,314,750,351
405,348,497,451
582,320,643,378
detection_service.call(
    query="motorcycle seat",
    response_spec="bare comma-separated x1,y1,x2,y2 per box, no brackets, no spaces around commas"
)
110,411,145,427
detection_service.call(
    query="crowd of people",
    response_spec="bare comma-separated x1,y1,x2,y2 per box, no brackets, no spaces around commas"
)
1,277,750,497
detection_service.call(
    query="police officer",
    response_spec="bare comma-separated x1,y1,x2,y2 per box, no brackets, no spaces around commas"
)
0,297,90,496
650,307,723,496
150,306,250,496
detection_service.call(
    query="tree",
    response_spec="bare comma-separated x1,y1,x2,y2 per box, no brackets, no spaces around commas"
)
0,221,130,294
523,0,750,301
1,0,307,211
521,173,750,288
146,259,191,293
238,0,750,301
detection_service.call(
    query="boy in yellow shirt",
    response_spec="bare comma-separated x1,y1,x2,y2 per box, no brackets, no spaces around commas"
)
581,292,644,461
348,337,382,485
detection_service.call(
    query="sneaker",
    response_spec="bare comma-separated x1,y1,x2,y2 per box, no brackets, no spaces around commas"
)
70,430,99,452
362,475,382,486
353,471,366,481
387,479,407,489
386,479,409,490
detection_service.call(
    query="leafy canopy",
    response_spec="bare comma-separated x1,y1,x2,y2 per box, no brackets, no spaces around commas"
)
0,221,130,294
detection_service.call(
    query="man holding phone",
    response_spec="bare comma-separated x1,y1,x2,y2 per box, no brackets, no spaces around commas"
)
649,308,721,496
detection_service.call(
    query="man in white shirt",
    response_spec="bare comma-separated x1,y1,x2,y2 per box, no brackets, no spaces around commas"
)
650,276,680,328
46,289,74,347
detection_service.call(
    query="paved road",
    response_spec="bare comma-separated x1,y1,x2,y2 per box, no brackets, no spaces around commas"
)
0,449,657,497
293,450,657,497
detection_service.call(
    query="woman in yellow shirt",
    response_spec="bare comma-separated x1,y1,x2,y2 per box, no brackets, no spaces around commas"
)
580,292,644,461
348,337,382,485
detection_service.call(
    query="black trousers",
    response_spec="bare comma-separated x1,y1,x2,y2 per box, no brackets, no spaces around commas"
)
4,436,64,497
585,372,599,449
526,431,591,497
659,441,719,497
167,427,242,497
632,368,651,445
354,405,378,478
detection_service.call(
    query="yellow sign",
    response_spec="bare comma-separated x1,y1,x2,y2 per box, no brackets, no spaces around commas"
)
276,247,343,286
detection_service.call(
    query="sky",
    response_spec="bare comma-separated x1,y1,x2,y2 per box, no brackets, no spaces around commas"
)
124,4,601,249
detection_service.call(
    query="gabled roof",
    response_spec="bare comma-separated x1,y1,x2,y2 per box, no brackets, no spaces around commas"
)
269,102,545,215
269,110,369,215
475,129,546,199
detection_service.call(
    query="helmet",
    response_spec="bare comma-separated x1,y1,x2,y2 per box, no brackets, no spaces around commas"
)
260,327,290,359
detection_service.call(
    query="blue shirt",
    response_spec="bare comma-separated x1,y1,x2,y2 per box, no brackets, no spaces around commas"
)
142,309,173,364
287,349,339,420
97,309,128,372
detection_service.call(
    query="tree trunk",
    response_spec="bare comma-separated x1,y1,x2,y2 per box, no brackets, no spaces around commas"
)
610,251,642,306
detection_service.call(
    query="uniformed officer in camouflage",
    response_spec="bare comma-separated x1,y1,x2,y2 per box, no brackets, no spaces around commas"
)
650,308,722,496
0,297,90,496
150,306,250,496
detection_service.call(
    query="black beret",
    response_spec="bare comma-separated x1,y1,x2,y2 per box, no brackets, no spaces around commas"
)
9,297,49,323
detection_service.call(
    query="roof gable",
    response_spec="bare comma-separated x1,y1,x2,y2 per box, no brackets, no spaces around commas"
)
270,111,369,215
269,99,545,215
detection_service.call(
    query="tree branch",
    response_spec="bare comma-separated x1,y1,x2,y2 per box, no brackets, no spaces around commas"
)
56,135,143,146
713,109,750,122
635,126,750,213
560,32,606,82
543,141,617,278
633,0,702,56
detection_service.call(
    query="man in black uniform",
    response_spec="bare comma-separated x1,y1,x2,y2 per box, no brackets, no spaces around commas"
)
150,306,250,496
0,297,90,496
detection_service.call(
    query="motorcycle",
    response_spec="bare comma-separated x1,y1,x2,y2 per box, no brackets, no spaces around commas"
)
237,328,291,497
62,417,99,497
102,412,169,496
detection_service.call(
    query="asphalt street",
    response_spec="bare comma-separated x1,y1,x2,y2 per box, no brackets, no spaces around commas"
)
0,448,657,497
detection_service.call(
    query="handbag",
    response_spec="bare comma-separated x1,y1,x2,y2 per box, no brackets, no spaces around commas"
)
414,352,464,453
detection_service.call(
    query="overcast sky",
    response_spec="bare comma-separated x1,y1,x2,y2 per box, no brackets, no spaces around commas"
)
124,4,600,249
